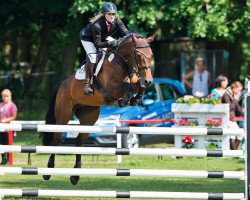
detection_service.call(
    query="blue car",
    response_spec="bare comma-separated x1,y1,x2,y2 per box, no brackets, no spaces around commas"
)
83,78,187,148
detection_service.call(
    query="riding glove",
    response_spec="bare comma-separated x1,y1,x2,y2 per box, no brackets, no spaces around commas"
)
108,40,118,48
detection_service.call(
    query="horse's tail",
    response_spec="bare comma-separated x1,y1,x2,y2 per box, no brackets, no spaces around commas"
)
40,82,61,146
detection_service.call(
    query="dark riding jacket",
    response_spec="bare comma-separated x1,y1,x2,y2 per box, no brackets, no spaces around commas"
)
80,16,128,49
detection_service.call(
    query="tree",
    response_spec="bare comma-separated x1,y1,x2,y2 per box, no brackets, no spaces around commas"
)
71,0,250,80
0,0,249,104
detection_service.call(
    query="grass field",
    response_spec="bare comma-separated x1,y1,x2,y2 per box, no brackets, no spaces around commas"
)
0,109,246,199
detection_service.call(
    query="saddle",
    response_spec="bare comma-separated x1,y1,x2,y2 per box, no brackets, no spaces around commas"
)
75,51,105,80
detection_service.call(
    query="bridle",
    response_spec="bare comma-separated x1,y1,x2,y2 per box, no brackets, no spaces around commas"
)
112,37,152,81
133,45,152,72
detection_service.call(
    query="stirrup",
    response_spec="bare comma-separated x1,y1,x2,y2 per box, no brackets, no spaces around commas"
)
83,82,93,95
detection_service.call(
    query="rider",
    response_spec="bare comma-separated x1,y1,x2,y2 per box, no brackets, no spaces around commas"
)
80,2,129,95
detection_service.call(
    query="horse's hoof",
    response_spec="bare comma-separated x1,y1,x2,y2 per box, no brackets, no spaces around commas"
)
70,176,80,185
42,175,51,180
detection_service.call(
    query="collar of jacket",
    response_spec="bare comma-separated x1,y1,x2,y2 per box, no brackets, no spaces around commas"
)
225,88,234,100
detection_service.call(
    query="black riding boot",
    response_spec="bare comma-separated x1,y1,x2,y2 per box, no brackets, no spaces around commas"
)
83,62,95,95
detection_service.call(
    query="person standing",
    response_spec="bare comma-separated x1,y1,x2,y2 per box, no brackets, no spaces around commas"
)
210,75,228,99
0,89,17,165
183,57,211,97
222,81,244,150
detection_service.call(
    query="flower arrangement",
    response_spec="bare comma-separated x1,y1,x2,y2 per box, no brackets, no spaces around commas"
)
176,94,222,105
206,94,222,105
205,118,223,127
182,136,194,149
179,119,199,126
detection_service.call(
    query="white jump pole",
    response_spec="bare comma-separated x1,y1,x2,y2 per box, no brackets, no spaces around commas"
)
0,167,245,179
0,145,244,157
0,123,245,136
0,189,245,199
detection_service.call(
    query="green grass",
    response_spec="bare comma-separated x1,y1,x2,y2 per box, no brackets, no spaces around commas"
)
0,110,246,199
0,154,245,200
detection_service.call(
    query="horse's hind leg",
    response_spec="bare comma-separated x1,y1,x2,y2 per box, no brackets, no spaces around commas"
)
70,106,100,185
43,88,74,181
43,132,64,180
42,154,55,180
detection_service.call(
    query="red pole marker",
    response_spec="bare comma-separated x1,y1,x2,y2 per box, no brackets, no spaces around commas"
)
8,130,13,166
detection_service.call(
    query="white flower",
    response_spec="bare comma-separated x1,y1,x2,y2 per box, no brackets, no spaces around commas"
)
183,95,194,101
194,91,204,97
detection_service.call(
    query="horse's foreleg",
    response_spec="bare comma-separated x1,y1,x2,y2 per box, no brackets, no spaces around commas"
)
116,91,134,107
130,88,145,106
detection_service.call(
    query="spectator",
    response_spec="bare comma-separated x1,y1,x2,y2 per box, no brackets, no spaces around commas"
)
0,89,17,165
238,74,250,109
210,75,228,99
236,74,250,130
222,81,244,150
183,57,211,97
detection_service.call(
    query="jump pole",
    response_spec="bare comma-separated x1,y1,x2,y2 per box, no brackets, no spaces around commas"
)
0,189,245,199
0,167,245,179
246,90,250,199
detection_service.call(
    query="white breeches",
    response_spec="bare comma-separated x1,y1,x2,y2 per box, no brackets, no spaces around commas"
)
81,40,97,63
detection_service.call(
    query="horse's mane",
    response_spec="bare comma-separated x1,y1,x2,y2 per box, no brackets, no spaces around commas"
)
117,32,152,59
121,31,144,43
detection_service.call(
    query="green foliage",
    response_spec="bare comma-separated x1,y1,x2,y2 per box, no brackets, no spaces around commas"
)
70,0,250,41
241,31,250,80
172,0,249,41
176,95,222,105
69,0,103,16
206,143,219,150
0,0,249,103
2,123,244,199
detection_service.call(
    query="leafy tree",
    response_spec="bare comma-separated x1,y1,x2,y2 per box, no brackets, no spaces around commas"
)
71,0,250,41
71,0,250,80
0,0,249,106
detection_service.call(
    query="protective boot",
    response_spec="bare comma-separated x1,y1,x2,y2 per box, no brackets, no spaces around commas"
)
230,139,236,150
83,62,95,95
234,139,241,150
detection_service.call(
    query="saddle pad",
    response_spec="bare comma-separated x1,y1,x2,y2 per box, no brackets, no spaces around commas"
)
75,64,86,80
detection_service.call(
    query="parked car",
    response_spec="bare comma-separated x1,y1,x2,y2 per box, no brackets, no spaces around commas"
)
63,78,186,148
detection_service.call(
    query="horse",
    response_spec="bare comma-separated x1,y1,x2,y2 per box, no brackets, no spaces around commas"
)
41,33,155,185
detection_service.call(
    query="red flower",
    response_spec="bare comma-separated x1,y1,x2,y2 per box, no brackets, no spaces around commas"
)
182,136,193,144
205,118,223,127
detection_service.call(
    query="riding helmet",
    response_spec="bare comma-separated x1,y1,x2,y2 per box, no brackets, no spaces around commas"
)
101,2,117,14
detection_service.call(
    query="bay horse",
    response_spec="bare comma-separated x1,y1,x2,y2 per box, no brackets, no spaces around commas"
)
41,33,155,185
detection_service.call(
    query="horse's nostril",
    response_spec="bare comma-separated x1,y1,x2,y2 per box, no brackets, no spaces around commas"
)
144,80,152,87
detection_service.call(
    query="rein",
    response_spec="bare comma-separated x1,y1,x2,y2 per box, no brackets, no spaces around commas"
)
93,35,152,105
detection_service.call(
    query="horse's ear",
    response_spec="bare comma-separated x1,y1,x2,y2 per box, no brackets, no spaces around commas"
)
132,34,139,44
146,34,155,44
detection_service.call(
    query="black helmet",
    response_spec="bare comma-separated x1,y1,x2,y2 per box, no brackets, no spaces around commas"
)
101,2,117,14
